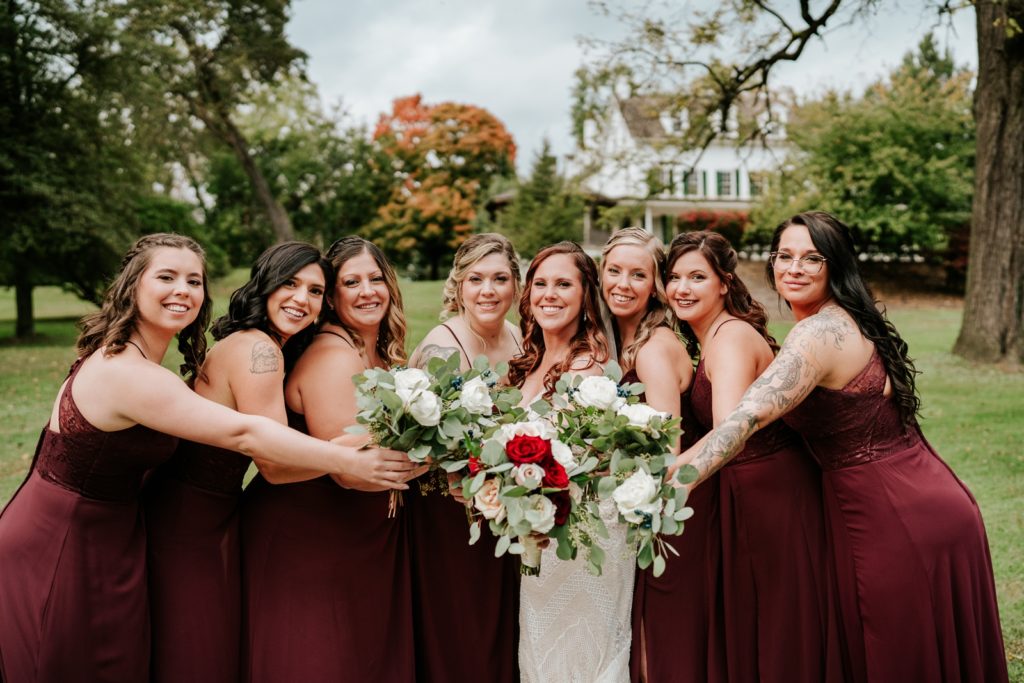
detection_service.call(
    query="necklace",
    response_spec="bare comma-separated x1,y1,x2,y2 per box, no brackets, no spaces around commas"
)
125,339,149,360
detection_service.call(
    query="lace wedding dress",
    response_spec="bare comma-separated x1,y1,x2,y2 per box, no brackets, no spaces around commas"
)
518,498,636,682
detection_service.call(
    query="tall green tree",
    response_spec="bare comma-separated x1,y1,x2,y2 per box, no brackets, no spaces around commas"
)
750,35,975,263
583,0,1024,364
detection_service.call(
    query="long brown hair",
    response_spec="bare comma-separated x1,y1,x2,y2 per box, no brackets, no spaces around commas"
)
666,230,777,358
323,236,407,367
508,241,609,395
600,227,672,372
76,233,212,381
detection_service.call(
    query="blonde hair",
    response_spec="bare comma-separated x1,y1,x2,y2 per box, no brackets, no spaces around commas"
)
440,233,522,320
76,233,212,382
600,227,672,372
324,236,407,367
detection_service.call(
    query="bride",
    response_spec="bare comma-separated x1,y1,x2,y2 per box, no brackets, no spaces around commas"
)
507,241,636,682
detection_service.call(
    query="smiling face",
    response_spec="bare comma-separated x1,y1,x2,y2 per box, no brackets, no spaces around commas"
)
773,224,830,311
665,249,728,325
266,262,326,343
460,252,516,328
602,244,656,323
333,249,390,332
529,253,583,336
135,247,205,332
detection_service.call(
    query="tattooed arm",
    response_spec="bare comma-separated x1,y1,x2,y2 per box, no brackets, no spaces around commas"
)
674,306,853,486
409,324,466,370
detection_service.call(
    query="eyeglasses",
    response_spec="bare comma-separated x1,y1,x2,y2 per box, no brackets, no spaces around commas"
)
770,252,827,274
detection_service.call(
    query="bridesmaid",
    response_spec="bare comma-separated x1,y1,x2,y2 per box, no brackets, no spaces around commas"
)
596,228,703,683
406,233,523,682
510,242,629,683
144,242,335,682
666,230,840,682
242,236,425,682
674,211,1009,682
0,234,418,683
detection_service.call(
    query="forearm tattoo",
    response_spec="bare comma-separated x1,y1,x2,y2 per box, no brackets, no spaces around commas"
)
250,341,281,374
690,306,851,481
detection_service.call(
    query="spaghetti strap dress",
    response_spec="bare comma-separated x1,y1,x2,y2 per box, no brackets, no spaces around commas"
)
240,409,415,682
0,358,178,682
627,368,726,683
782,349,1008,682
691,357,843,682
407,322,520,682
143,437,250,682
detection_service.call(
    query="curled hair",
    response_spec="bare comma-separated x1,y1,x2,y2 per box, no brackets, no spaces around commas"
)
768,211,920,424
323,236,407,367
600,227,672,372
211,242,333,371
666,231,778,358
508,241,610,395
440,233,522,320
76,233,212,381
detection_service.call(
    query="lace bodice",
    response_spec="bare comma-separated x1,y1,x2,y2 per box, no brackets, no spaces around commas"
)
35,359,178,501
783,350,918,470
690,359,801,465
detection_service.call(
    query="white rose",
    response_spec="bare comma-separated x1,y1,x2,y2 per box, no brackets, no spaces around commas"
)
612,469,663,524
394,367,431,394
458,376,493,415
575,375,624,410
618,402,667,428
495,420,557,445
514,463,546,487
550,439,577,470
407,390,441,427
473,478,506,522
524,494,556,533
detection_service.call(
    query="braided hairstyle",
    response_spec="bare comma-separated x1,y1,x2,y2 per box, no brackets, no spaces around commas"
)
76,233,212,381
768,211,920,424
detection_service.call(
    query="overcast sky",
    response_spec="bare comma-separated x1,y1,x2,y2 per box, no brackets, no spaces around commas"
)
286,1,977,173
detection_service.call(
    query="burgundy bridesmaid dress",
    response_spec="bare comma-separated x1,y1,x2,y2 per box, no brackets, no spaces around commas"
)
143,439,251,682
691,358,843,683
627,368,726,683
0,359,177,682
783,350,1008,682
407,476,520,682
240,410,415,682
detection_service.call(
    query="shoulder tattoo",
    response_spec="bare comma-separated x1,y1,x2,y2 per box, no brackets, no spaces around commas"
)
250,340,281,374
418,344,459,364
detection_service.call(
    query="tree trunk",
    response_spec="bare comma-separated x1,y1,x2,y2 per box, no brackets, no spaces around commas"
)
954,0,1024,364
218,113,295,243
14,264,33,339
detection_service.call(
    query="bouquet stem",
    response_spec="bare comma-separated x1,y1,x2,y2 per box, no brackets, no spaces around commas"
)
388,490,403,518
519,534,542,577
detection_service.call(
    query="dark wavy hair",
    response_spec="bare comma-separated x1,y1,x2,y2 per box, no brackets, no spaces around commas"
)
323,236,407,367
508,241,610,395
77,233,212,381
768,211,920,424
211,242,332,371
666,230,778,358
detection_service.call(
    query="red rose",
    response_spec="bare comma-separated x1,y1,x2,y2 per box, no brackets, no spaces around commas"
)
506,435,551,465
542,459,569,489
468,456,483,475
551,490,571,526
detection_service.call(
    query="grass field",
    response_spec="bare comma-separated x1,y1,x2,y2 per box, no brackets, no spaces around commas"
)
1,277,1021,677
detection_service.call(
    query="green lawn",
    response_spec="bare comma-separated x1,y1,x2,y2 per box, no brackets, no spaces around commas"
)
1,279,1021,677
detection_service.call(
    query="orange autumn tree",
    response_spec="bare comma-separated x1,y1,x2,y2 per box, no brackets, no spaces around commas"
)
366,94,516,278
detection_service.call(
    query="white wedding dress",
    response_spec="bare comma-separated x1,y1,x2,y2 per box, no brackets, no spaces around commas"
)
518,498,636,682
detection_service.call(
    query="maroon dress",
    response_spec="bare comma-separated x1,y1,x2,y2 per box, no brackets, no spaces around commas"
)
783,350,1008,682
143,439,251,682
628,369,726,683
0,359,177,682
691,358,843,682
240,410,415,682
407,474,520,682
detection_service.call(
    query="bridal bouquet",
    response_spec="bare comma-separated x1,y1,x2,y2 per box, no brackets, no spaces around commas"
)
541,363,696,578
459,417,599,576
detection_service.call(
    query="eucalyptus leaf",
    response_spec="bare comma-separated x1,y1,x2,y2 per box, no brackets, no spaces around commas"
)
652,554,666,578
468,521,481,545
495,534,511,557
